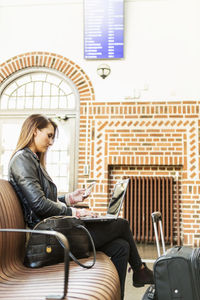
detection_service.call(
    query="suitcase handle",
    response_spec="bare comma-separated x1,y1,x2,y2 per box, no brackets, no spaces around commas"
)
151,211,166,256
151,211,162,222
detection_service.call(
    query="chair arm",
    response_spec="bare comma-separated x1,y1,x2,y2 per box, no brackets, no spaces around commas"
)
0,228,69,300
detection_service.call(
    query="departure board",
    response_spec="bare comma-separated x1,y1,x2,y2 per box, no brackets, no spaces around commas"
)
84,0,124,59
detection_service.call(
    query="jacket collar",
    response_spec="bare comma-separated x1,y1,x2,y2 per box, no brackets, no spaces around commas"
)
25,147,55,184
25,147,40,162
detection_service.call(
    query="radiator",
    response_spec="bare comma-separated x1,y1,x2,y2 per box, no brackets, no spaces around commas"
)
123,176,174,244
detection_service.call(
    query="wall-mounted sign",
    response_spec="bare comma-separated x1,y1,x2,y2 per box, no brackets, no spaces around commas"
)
84,0,124,59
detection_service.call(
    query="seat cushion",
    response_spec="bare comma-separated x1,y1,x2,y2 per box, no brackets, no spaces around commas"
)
0,252,120,300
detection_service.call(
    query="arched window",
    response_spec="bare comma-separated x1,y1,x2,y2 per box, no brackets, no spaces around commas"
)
0,68,80,193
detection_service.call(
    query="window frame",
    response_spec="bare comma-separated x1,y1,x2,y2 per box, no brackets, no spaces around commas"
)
0,67,80,192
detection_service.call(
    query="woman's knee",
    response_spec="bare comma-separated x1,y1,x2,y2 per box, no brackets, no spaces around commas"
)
115,218,130,230
100,238,130,258
115,238,130,257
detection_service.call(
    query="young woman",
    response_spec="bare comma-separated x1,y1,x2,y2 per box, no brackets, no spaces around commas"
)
8,114,153,299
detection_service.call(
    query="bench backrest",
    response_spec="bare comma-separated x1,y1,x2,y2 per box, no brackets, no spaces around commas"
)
0,179,26,269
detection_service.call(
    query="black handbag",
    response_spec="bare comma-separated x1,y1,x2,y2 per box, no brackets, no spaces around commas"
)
24,216,96,269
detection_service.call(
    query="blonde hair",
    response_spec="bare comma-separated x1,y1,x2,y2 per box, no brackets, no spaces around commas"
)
11,114,58,167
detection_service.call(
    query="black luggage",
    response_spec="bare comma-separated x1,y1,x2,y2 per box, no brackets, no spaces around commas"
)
142,211,200,300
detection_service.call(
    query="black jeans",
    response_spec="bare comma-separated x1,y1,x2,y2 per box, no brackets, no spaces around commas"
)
86,218,142,299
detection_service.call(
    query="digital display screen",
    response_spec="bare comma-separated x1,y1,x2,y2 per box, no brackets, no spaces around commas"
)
84,0,124,59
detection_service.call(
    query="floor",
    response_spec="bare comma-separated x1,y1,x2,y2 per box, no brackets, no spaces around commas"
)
124,243,158,300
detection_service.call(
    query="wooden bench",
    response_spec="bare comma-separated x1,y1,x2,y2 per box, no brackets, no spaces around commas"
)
0,179,121,300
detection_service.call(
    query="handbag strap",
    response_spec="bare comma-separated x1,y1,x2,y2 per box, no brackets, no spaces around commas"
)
69,224,96,269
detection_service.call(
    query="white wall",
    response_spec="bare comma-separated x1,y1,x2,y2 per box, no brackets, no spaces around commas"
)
0,0,199,101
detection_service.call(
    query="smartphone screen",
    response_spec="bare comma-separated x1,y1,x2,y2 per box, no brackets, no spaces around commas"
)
83,182,96,197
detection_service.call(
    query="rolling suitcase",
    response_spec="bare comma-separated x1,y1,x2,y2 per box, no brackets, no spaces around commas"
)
142,211,200,300
142,210,166,300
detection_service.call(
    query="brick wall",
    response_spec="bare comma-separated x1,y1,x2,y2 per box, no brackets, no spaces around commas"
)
1,52,200,247
80,101,200,247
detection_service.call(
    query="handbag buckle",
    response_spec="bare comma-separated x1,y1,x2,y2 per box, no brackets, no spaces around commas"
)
46,246,52,253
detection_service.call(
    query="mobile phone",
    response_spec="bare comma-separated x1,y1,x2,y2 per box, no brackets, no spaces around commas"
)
83,182,96,198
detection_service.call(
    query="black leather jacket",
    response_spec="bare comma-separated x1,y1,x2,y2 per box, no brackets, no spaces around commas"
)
8,147,72,228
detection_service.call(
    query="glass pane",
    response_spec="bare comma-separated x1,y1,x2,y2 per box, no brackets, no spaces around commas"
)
31,73,46,82
41,96,50,108
52,151,60,163
34,82,43,96
0,122,22,178
43,82,50,96
5,82,18,95
8,96,16,109
60,151,68,162
46,74,61,86
25,96,33,108
50,96,59,108
48,164,59,176
60,81,72,94
26,82,34,96
51,85,58,95
59,96,67,108
46,121,72,192
17,85,25,96
56,177,69,193
33,97,41,108
2,123,21,149
68,94,75,108
60,164,67,176
16,75,30,86
1,95,9,109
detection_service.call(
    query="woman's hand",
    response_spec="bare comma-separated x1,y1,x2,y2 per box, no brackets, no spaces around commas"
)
75,208,97,218
69,188,91,204
69,188,86,204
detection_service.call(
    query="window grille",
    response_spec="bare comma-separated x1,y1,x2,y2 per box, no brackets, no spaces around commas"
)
0,72,76,111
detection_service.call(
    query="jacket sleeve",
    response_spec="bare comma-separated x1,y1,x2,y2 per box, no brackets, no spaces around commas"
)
9,153,72,218
58,194,71,206
58,195,66,203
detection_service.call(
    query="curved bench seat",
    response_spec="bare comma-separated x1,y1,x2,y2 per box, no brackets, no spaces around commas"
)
0,179,121,300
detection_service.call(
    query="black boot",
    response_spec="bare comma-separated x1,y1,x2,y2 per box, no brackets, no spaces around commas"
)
133,263,154,287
